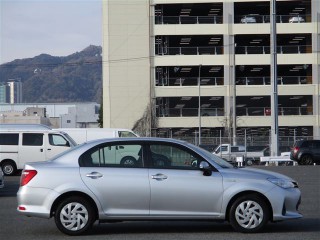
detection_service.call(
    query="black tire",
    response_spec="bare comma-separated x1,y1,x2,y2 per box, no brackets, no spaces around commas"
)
55,196,95,236
229,194,270,233
300,155,313,165
1,160,17,176
245,159,253,166
120,156,136,166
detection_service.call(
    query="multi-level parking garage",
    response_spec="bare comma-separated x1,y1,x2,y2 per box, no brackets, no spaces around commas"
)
102,0,319,145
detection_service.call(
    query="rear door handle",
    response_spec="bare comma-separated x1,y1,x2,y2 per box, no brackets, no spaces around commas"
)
86,172,103,179
151,173,168,181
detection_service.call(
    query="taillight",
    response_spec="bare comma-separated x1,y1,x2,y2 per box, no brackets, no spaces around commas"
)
20,170,37,186
292,146,299,157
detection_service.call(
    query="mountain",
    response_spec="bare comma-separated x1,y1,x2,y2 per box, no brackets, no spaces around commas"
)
0,45,102,103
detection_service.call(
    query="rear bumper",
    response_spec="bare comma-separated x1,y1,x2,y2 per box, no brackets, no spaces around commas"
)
17,186,59,218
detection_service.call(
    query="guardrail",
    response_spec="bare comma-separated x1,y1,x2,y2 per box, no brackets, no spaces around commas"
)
155,16,223,24
156,46,223,55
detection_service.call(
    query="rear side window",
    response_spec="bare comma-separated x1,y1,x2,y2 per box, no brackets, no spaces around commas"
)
22,133,43,146
79,143,143,168
118,131,137,137
0,133,19,145
300,141,309,148
310,141,320,149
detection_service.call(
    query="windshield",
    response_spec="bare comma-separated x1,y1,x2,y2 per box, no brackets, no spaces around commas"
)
61,132,77,146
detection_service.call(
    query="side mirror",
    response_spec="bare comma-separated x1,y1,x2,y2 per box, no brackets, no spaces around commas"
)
199,161,212,176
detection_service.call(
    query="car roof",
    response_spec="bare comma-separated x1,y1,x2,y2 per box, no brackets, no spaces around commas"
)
84,137,188,145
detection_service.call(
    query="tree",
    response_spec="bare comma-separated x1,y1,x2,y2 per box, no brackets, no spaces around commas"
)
97,102,103,128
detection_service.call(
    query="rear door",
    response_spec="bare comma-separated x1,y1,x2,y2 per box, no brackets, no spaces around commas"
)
79,142,150,216
18,133,46,164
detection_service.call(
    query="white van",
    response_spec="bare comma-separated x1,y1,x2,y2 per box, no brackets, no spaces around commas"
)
56,128,138,144
0,126,77,176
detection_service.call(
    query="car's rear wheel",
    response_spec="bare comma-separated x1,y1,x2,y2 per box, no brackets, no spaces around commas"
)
300,155,313,165
120,156,137,166
229,194,270,233
55,197,95,235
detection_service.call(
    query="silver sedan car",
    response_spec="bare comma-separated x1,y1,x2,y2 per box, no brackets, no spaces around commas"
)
17,138,302,235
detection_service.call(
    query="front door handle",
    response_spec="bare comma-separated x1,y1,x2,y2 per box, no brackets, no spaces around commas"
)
151,173,168,181
86,172,103,179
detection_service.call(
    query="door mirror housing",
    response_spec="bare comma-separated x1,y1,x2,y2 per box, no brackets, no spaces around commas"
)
199,161,212,176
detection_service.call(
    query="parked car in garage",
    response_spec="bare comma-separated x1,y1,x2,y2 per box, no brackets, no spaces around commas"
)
289,16,305,23
290,139,320,165
240,16,256,23
18,138,302,235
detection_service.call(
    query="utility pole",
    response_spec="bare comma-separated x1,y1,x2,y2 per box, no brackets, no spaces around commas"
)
198,64,202,146
233,43,237,146
270,0,279,156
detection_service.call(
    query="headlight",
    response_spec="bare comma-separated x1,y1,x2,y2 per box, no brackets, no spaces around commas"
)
268,178,296,189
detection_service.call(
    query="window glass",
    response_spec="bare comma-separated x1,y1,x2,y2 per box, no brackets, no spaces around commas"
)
314,141,320,148
22,133,43,146
49,134,69,146
300,141,309,148
149,144,201,169
231,147,239,152
221,146,228,152
215,147,220,153
79,143,143,168
0,133,19,145
118,131,137,137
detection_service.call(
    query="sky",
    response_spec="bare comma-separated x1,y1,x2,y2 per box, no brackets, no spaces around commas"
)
0,0,102,64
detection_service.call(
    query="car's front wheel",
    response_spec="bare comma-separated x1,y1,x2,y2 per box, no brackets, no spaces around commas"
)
55,197,95,235
229,194,270,233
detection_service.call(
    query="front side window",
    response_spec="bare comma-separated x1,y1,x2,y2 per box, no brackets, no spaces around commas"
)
79,143,143,168
0,133,19,145
49,134,69,146
22,133,43,146
149,144,201,169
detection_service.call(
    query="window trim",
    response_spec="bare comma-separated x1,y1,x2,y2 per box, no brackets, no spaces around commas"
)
78,140,218,172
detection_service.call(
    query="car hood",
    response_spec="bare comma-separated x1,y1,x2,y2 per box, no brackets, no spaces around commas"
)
219,167,295,181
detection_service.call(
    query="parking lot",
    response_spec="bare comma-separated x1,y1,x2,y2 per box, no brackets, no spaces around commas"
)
0,166,319,240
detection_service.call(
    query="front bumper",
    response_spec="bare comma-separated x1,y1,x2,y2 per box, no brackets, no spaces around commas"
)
266,186,302,221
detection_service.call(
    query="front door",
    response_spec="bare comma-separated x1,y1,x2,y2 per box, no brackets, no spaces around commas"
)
46,133,72,159
148,143,224,217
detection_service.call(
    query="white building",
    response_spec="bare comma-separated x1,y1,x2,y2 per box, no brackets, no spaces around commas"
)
0,102,100,128
102,0,320,144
